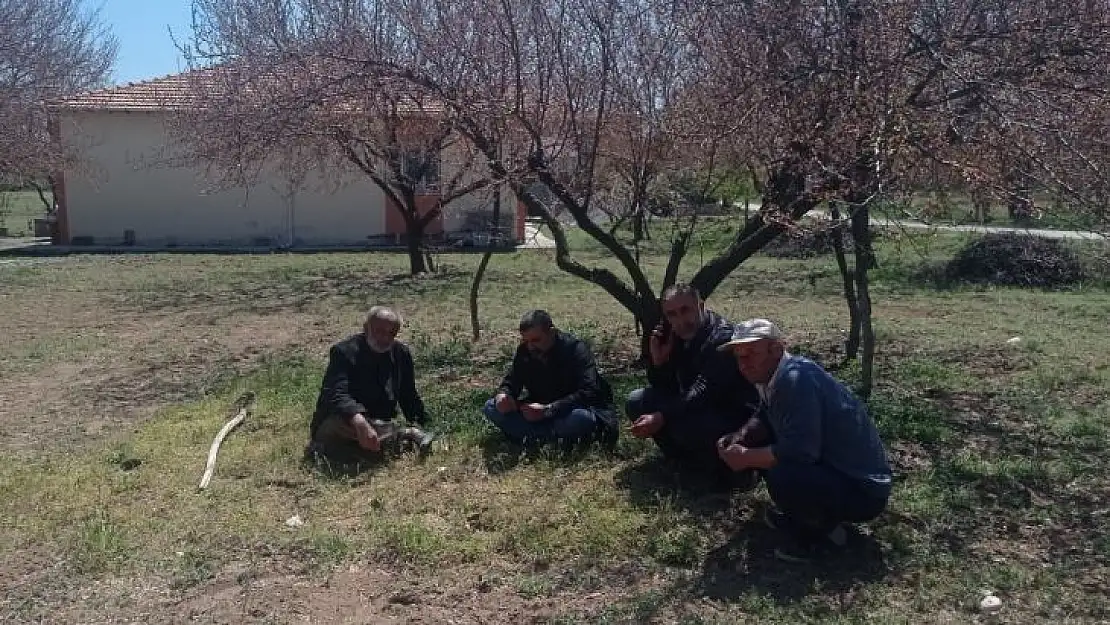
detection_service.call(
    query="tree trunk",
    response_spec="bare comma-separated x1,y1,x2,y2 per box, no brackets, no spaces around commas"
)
631,208,645,244
470,250,493,341
690,161,817,299
830,203,861,359
850,203,875,399
469,191,502,341
405,219,428,275
637,305,660,366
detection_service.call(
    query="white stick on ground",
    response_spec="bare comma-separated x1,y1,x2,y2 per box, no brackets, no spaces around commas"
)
198,392,255,491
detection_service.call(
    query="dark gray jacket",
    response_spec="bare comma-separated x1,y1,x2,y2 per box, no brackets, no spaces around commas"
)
310,334,427,438
497,330,618,435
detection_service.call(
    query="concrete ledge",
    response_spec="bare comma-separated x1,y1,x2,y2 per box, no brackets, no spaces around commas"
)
0,239,530,258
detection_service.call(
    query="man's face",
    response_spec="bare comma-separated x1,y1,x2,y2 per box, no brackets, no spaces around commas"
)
520,326,555,356
661,292,704,341
732,339,782,384
365,318,400,353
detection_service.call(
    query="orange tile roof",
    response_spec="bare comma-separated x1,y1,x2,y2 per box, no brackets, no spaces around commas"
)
48,67,447,117
48,70,216,111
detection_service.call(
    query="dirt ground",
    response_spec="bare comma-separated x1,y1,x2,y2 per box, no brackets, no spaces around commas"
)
0,260,342,455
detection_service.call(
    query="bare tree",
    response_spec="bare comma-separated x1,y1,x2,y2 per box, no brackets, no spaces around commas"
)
177,1,493,274
0,0,117,186
701,0,1110,397
353,0,827,359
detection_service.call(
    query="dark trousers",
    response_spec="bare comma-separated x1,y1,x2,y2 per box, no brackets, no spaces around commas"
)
626,387,748,477
765,460,889,541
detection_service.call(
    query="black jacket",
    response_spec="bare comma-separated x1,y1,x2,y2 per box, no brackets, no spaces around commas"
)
646,310,761,424
497,330,618,433
310,334,428,438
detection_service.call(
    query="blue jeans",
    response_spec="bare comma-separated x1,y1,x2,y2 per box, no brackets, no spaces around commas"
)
766,460,889,542
482,398,599,446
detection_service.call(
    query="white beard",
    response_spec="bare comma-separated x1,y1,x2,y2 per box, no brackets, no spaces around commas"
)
368,339,393,354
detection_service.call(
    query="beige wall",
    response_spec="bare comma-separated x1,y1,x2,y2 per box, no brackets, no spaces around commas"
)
59,110,388,246
437,138,517,236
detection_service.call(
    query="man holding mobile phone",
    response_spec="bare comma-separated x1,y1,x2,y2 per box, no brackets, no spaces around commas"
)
483,309,619,450
626,283,762,491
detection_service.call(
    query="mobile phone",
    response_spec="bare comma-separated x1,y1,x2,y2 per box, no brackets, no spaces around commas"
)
655,318,672,340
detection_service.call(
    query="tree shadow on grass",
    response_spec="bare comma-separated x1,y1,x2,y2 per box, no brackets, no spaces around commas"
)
479,430,619,476
615,456,891,614
480,432,530,475
613,455,747,517
301,439,430,481
690,515,890,607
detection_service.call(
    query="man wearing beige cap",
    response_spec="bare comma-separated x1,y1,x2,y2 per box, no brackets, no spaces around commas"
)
717,318,892,563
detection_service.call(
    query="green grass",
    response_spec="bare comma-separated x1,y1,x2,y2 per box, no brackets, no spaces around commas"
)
874,190,1109,232
1,228,1109,622
0,190,51,236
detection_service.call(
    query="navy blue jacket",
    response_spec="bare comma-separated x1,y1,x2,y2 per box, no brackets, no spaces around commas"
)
646,310,761,423
764,355,892,497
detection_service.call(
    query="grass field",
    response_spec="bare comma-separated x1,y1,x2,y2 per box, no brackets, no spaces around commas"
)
1,224,1108,624
877,191,1109,232
0,190,52,237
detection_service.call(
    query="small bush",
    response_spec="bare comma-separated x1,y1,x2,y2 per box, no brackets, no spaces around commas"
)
944,233,1084,288
762,223,880,259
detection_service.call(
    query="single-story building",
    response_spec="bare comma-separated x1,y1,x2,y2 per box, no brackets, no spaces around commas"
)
47,72,525,248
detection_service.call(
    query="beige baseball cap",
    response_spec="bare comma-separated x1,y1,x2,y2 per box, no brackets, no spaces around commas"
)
718,318,784,351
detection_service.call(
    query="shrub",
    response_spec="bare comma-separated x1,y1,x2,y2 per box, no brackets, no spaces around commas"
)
945,233,1084,288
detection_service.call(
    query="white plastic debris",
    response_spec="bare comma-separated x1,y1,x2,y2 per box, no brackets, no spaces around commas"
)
1006,337,1022,345
980,595,1003,614
437,466,447,473
284,515,304,528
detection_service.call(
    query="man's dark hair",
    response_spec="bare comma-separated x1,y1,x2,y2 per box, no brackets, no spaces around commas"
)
519,309,555,332
661,283,701,303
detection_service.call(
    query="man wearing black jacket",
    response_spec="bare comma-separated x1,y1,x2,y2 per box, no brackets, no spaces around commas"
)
627,284,762,487
308,306,433,459
484,310,619,448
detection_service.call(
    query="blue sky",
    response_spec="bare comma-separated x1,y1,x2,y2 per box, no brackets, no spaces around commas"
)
101,0,195,85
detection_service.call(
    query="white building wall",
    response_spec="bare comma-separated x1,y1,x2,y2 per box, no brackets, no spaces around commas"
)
60,110,388,246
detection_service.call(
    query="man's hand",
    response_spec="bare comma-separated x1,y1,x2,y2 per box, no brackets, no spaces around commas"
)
495,393,518,414
351,414,381,452
649,323,674,367
521,403,548,422
736,416,770,447
630,412,665,438
717,441,749,472
717,430,743,450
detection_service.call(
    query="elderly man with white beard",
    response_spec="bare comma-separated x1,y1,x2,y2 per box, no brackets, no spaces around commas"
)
306,306,435,461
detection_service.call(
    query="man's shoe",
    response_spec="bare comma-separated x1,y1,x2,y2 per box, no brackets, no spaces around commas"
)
396,426,437,455
415,430,437,455
764,507,848,547
764,506,788,531
774,541,823,564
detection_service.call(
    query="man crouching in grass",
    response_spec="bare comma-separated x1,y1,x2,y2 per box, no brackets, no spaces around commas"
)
305,306,435,465
717,319,892,563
